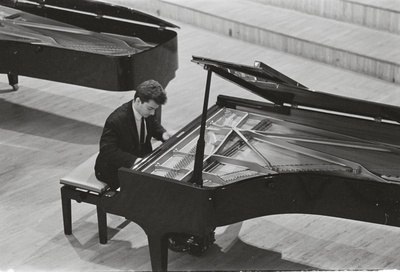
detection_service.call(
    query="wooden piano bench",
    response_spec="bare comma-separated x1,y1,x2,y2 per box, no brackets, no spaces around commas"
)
60,153,112,244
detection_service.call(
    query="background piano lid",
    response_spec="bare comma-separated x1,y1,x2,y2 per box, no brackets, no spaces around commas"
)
192,56,400,124
0,0,179,29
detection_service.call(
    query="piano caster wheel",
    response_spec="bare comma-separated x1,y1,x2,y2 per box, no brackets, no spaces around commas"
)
12,84,19,92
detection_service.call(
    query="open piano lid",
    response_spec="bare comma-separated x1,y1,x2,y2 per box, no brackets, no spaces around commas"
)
0,0,179,29
192,56,400,123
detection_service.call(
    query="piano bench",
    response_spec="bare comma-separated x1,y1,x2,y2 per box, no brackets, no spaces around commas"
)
59,153,111,244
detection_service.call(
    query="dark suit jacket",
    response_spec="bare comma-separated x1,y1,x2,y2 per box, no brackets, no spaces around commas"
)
95,100,166,190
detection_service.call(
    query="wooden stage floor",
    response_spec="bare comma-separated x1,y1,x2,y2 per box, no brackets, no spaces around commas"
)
1,10,400,272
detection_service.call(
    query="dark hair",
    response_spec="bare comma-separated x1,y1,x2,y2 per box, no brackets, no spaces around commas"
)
134,80,167,105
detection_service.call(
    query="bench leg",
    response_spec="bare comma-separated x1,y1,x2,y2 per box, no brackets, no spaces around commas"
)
97,205,107,244
60,185,108,244
61,186,72,235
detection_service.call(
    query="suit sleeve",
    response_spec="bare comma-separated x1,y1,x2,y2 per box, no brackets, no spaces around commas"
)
99,119,138,168
150,116,167,142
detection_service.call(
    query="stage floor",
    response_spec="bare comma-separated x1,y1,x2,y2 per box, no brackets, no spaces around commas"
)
1,6,400,272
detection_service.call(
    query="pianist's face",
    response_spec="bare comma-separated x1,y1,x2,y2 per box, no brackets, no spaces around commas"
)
134,98,159,118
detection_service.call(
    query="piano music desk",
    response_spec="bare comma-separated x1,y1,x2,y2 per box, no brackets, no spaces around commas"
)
60,153,112,244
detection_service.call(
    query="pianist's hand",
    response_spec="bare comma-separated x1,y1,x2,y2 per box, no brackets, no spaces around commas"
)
162,131,171,141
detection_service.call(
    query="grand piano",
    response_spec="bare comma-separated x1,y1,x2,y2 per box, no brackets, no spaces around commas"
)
0,0,178,91
89,56,400,271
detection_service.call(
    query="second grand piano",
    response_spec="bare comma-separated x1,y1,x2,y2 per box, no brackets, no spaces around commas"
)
0,0,178,91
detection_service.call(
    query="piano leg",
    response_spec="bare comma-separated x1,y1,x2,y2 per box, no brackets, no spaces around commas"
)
7,73,19,91
146,231,169,272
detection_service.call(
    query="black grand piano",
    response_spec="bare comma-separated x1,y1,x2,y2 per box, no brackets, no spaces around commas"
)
85,56,399,271
0,0,178,91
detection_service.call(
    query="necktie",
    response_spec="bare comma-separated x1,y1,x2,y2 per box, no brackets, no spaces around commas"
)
140,117,145,144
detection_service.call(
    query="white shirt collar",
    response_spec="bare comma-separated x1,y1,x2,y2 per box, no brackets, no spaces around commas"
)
132,101,143,121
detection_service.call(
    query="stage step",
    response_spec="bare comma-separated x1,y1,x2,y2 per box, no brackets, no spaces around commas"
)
113,0,400,86
249,0,400,35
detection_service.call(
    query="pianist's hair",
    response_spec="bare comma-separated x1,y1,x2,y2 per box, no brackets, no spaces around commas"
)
135,79,167,105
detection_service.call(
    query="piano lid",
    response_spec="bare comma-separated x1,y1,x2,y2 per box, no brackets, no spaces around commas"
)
0,0,179,29
192,56,400,123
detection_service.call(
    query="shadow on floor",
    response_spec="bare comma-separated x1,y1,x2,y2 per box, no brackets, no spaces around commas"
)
0,98,103,145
